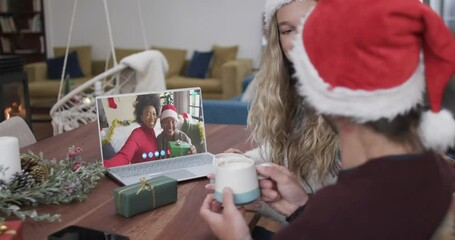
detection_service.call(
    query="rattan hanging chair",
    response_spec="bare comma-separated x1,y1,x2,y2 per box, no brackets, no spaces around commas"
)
49,0,165,135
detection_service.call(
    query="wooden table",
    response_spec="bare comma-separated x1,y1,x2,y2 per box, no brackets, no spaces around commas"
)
19,122,255,240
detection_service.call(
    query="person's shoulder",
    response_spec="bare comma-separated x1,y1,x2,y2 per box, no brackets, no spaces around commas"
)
156,130,164,137
129,126,147,137
130,126,143,133
302,180,373,219
175,129,187,136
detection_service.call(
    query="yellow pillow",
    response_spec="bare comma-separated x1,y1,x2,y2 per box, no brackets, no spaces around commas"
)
54,45,92,76
151,46,187,78
209,45,238,79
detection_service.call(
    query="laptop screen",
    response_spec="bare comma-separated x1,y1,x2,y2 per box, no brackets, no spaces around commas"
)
95,87,207,168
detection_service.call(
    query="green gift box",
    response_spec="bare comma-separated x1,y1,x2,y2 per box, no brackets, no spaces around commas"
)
169,140,191,157
114,175,177,218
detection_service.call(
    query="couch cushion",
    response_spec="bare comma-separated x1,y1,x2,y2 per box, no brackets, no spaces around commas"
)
46,51,85,80
54,46,92,76
116,48,143,62
203,100,248,125
151,46,187,78
209,45,238,79
184,51,213,79
167,76,222,93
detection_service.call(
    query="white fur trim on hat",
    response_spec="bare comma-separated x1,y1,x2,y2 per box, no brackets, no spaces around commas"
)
290,11,425,123
418,109,455,152
160,109,178,121
264,0,295,28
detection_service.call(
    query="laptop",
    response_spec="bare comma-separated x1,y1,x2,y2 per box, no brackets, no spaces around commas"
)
95,87,214,185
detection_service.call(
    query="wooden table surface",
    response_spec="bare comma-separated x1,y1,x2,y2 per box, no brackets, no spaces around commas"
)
18,122,255,240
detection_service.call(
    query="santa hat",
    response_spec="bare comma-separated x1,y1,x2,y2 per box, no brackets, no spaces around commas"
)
264,0,296,28
290,0,455,151
160,104,178,121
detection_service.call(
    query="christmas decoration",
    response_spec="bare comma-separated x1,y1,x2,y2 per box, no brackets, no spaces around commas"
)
0,146,105,222
107,97,117,109
20,154,48,184
160,104,178,121
160,92,173,105
0,220,23,240
102,119,134,145
291,0,455,151
114,176,177,218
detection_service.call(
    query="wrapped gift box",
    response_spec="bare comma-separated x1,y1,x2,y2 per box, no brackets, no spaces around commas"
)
0,221,23,240
114,175,177,217
169,140,191,157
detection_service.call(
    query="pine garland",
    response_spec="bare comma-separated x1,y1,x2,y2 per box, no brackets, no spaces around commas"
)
0,146,105,222
102,119,135,145
197,122,205,142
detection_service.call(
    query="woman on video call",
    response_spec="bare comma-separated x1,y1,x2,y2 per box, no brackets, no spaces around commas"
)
104,94,161,168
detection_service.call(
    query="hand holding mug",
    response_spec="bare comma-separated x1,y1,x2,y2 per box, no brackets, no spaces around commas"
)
200,188,251,240
256,163,309,217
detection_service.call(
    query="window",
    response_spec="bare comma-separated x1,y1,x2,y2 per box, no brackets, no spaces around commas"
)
428,0,455,33
443,0,455,32
188,89,202,121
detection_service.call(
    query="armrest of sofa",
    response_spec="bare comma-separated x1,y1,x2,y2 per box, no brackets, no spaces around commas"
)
92,60,107,76
203,99,249,125
24,62,47,83
220,59,253,99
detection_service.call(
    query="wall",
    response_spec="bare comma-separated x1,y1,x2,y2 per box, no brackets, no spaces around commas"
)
43,0,265,68
101,96,136,123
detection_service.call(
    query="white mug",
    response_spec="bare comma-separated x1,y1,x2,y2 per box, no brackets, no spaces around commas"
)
213,153,260,205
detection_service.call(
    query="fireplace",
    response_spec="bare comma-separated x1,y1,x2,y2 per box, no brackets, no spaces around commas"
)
0,55,31,126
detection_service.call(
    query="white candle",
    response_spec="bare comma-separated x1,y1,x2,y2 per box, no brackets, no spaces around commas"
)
0,136,21,182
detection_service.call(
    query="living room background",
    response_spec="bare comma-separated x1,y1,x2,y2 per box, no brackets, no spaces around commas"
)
43,0,265,68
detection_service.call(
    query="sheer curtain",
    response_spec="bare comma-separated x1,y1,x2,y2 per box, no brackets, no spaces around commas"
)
442,0,455,32
427,0,455,32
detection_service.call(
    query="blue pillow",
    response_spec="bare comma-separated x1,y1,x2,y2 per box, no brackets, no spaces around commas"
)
184,51,213,79
46,51,85,80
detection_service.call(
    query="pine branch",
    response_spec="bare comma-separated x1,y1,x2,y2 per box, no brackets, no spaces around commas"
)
0,146,105,222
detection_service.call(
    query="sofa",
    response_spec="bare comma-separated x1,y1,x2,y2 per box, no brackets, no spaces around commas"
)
25,45,253,109
159,45,252,100
203,75,254,125
107,46,253,100
24,45,106,108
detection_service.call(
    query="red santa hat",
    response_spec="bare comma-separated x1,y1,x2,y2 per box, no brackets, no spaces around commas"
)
290,0,455,151
160,104,178,121
264,0,296,28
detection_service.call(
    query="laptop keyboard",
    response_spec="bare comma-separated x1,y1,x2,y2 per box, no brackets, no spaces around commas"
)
108,153,213,178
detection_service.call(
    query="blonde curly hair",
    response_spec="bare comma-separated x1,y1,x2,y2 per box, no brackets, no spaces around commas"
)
248,12,338,182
